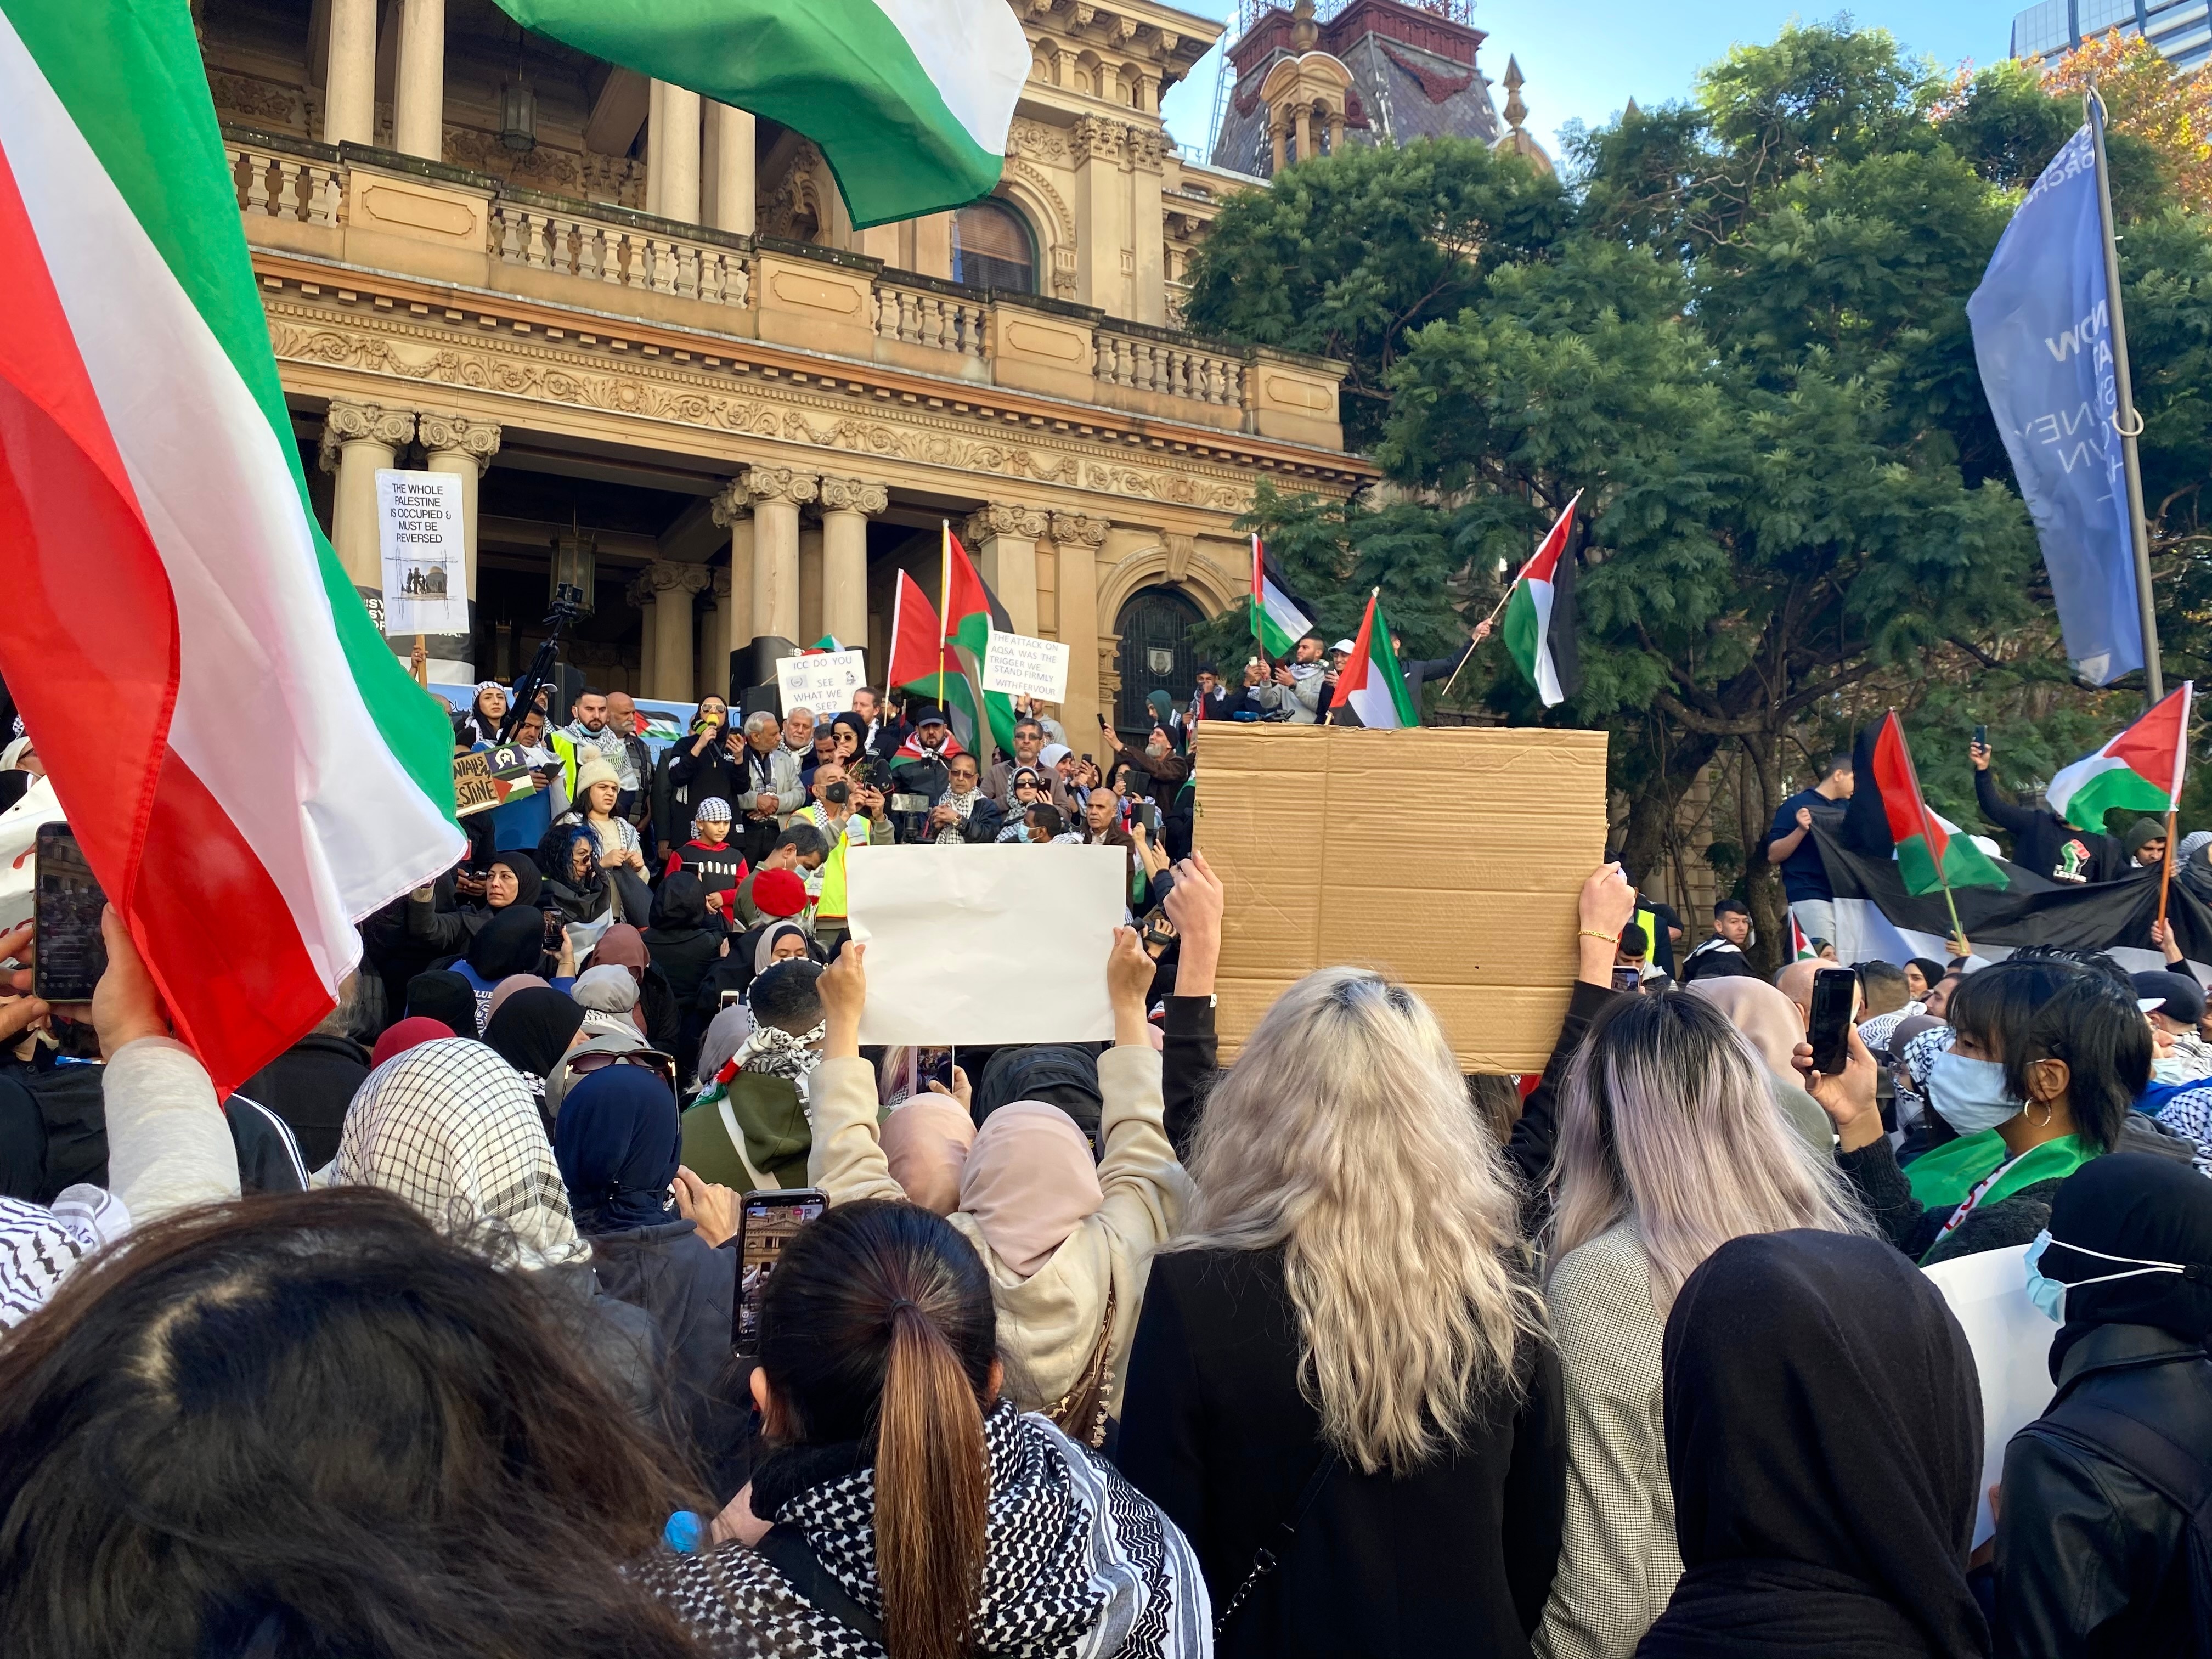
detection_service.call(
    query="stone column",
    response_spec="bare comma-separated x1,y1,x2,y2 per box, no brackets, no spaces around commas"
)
1291,102,1312,165
797,522,825,646
651,80,702,223
645,562,709,701
1327,106,1345,154
699,568,733,701
1072,116,1130,317
818,477,887,650
315,399,416,592
710,479,755,646
1129,129,1169,326
392,0,446,160
322,0,378,146
703,102,755,234
415,411,498,679
1050,513,1108,738
963,503,1047,639
743,466,816,646
1268,114,1287,176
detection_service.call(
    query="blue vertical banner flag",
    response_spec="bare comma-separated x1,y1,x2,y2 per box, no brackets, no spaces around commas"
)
1967,117,2143,686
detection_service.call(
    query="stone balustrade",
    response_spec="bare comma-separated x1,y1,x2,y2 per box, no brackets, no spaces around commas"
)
227,137,345,226
873,278,988,360
489,200,751,309
1093,326,1243,408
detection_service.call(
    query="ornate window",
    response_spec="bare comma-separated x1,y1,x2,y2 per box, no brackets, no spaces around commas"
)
952,198,1036,292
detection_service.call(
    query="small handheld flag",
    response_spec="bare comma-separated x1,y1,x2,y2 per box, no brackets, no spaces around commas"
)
1250,534,1313,661
1331,590,1419,728
1500,492,1582,707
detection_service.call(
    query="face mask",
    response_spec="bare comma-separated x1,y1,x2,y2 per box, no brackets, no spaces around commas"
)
2024,1227,2191,1324
1926,1051,2021,1135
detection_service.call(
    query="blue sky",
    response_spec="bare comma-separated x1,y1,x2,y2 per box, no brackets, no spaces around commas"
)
1158,3,2016,162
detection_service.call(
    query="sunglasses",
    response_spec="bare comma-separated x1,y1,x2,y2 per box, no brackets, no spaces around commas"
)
567,1051,676,1082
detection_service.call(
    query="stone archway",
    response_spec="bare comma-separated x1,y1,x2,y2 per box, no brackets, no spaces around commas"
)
1113,584,1205,734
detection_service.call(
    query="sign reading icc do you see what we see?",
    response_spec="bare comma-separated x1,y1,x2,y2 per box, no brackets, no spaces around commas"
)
375,469,469,637
774,650,868,716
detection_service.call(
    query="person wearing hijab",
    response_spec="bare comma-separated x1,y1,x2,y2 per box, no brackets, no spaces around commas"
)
1995,1153,2212,1655
460,680,509,746
452,904,573,1030
1638,1230,1988,1659
586,924,680,1056
879,1091,975,1215
404,851,546,961
487,973,550,1023
1680,977,1839,1160
369,1017,454,1069
809,935,1186,1446
553,1065,743,1493
329,1039,661,1418
642,872,720,1079
404,969,480,1040
572,963,646,1039
483,986,589,1119
692,917,819,1013
693,1001,754,1088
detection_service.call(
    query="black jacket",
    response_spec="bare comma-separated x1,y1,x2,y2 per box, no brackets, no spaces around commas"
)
234,1032,371,1170
1975,769,2124,884
1119,1249,1563,1658
1995,1323,2212,1657
667,732,752,815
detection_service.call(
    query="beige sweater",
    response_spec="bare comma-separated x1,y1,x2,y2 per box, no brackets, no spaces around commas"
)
806,1045,1191,1415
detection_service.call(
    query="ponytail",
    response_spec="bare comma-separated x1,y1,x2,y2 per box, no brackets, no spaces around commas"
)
876,1304,989,1659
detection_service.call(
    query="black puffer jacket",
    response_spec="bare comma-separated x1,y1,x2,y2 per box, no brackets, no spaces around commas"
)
1995,1323,2212,1656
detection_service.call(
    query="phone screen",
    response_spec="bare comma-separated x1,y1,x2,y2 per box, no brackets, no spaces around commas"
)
1972,724,1988,748
1808,967,1858,1075
1611,964,1643,995
33,824,107,1003
917,1046,956,1092
733,1188,828,1355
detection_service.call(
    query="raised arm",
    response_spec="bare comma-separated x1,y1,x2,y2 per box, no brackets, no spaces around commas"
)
1159,855,1222,1159
1091,927,1193,1248
804,943,906,1204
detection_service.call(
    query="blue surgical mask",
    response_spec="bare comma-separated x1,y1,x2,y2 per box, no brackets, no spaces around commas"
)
1926,1051,2021,1135
2024,1227,2191,1324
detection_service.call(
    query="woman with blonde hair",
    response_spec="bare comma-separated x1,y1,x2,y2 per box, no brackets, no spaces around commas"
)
1117,864,1640,1658
1536,989,1870,1659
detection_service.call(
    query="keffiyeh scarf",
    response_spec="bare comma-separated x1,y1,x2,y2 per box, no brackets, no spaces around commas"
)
691,1021,826,1113
1,1185,129,1328
933,787,980,846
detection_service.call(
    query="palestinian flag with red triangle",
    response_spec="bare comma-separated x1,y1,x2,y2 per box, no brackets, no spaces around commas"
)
1502,492,1582,707
885,538,1017,756
2047,682,2193,833
1331,590,1418,727
1865,711,2010,895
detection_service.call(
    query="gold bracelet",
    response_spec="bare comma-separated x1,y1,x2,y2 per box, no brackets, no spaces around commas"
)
1579,929,1620,944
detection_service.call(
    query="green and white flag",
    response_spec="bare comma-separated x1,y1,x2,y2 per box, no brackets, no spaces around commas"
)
496,0,1031,227
1250,534,1312,659
1502,492,1582,708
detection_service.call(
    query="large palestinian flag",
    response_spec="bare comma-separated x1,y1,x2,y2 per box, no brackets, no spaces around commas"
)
885,537,1015,758
1502,492,1581,707
0,2,463,1095
1860,711,2008,895
495,0,1029,227
1331,590,1418,728
2047,682,2193,833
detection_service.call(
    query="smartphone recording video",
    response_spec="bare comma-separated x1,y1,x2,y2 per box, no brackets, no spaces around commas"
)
732,1188,828,1356
33,824,107,1004
1807,967,1858,1076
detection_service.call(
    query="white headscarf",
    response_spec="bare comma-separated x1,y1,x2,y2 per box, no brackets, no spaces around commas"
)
331,1039,590,1270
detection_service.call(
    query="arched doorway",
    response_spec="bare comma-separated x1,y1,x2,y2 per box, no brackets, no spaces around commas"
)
1114,585,1204,735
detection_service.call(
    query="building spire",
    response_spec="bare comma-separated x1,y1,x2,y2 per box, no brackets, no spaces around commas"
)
1290,0,1318,52
1502,55,1527,134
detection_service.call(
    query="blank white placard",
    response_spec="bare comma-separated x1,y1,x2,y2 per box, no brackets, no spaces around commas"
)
845,842,1126,1044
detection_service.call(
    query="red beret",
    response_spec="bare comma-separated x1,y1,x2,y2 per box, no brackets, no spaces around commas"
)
752,867,809,919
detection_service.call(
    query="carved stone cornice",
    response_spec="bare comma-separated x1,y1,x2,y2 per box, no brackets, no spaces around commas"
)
1127,127,1169,169
966,503,1049,543
742,465,819,507
626,573,656,608
817,476,889,516
1072,115,1127,160
1006,116,1072,167
709,479,750,528
710,568,732,601
1049,511,1110,548
646,560,712,596
416,410,501,474
316,398,415,472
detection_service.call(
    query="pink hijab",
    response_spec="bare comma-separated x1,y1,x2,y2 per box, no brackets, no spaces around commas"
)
589,925,650,983
486,974,549,1022
958,1103,1102,1278
880,1094,977,1216
1684,976,1806,1076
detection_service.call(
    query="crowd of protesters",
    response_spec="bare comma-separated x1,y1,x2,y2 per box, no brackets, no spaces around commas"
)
5,654,2212,1659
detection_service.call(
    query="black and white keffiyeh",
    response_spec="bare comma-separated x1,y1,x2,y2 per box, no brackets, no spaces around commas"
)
0,1184,129,1329
329,1038,590,1271
637,1401,1209,1659
932,787,980,847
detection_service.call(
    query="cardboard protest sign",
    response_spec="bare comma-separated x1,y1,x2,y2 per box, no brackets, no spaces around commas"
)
377,470,469,636
776,650,867,716
1192,722,1610,1073
980,631,1070,703
847,843,1124,1043
451,746,540,818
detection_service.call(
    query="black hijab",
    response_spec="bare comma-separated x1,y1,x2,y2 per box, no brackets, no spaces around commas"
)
467,904,547,983
2044,1150,2212,1373
1640,1230,1988,1659
404,970,479,1041
482,986,586,1080
490,849,543,910
649,870,709,932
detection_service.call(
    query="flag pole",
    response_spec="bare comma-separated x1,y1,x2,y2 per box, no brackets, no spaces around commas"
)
936,519,950,716
2155,684,2192,937
1250,532,1272,673
2088,86,2163,707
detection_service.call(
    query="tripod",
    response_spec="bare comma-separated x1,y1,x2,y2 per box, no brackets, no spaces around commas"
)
498,583,589,744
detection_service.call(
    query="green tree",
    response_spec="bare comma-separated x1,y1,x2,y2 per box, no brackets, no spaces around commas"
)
1178,137,1567,449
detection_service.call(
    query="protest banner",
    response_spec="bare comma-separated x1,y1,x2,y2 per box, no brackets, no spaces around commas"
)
1192,722,1610,1072
980,631,1070,703
847,843,1124,1043
775,649,867,716
376,470,469,637
1923,1243,2055,1548
450,747,538,818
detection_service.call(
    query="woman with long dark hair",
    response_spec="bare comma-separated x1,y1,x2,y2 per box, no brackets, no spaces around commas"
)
640,1199,1208,1659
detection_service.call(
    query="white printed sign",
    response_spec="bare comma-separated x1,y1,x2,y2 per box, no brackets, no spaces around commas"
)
775,648,867,715
980,630,1070,703
376,469,469,636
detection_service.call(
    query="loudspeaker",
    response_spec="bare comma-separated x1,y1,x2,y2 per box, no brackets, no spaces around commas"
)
729,636,797,708
546,662,587,718
739,685,780,723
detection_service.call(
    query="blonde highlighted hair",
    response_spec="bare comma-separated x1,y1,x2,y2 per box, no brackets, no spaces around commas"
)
1547,989,1870,1313
1171,967,1544,1477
